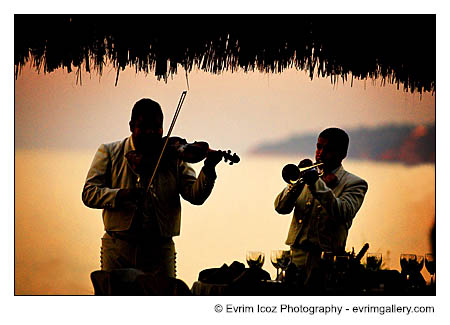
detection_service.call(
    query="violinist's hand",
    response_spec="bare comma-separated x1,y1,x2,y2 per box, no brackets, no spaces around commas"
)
202,150,222,178
115,188,144,207
204,150,223,168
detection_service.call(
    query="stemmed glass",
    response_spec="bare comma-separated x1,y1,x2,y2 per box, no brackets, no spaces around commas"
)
366,253,383,271
332,255,350,288
246,251,265,269
270,250,281,281
333,255,350,273
413,255,424,274
400,253,416,280
278,250,292,276
321,251,334,286
271,250,291,282
321,251,334,269
425,253,435,285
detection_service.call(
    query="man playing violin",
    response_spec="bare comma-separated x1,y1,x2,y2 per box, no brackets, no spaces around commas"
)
274,127,368,290
82,98,222,278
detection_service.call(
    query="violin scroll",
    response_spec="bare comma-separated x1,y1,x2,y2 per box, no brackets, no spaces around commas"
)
222,149,240,165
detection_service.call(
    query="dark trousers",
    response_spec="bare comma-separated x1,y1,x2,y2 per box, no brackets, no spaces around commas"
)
291,246,326,291
100,232,176,278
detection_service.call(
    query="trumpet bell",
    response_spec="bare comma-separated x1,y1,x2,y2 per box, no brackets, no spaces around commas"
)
282,163,301,184
281,162,324,184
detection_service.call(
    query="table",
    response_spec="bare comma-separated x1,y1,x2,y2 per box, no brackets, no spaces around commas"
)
190,269,436,296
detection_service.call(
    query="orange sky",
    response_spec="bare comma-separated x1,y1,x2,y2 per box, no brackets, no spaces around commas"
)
14,64,435,155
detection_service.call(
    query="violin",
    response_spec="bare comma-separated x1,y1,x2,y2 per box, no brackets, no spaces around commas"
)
163,136,240,165
147,90,239,189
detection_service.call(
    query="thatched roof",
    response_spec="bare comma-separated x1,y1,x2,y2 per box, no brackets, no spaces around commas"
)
14,14,435,94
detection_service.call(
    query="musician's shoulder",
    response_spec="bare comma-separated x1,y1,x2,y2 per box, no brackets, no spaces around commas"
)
100,138,129,158
342,168,367,187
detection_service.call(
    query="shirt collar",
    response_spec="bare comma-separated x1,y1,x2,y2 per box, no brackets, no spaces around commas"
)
333,164,345,182
130,135,136,151
124,136,136,156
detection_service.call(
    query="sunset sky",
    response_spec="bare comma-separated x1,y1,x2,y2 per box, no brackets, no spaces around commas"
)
15,64,435,155
6,4,450,325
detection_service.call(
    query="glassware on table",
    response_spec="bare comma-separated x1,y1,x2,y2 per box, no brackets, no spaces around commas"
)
270,250,281,281
277,250,292,270
412,255,424,274
425,253,436,284
333,255,350,273
332,255,350,288
246,251,265,268
321,251,334,262
401,254,426,290
320,251,334,270
320,251,335,285
271,250,291,282
366,253,383,271
400,253,416,280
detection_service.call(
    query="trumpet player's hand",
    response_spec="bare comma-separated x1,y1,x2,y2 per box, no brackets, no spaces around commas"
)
303,168,319,186
288,181,304,192
298,158,313,168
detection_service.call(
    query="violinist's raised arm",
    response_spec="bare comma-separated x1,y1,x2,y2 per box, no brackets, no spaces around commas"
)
81,98,224,279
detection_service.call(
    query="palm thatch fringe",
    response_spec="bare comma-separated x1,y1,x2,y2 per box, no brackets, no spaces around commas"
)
14,15,435,94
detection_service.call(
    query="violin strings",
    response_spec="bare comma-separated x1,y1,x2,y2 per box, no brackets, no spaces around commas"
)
148,91,188,190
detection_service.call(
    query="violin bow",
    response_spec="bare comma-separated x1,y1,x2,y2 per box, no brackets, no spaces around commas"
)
148,90,187,191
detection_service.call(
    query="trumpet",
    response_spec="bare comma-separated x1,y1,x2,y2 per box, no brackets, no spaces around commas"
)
282,162,324,184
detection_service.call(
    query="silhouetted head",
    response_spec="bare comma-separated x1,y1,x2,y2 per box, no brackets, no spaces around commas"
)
129,98,164,152
315,127,349,171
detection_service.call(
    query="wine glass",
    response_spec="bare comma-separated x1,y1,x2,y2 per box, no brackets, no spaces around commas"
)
246,251,265,268
413,255,424,274
333,255,350,273
400,253,416,280
320,251,334,285
321,251,334,268
270,250,282,281
332,255,350,288
366,253,382,271
425,253,435,285
276,250,292,281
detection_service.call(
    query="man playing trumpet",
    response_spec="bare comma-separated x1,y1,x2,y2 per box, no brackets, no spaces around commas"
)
274,127,368,289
